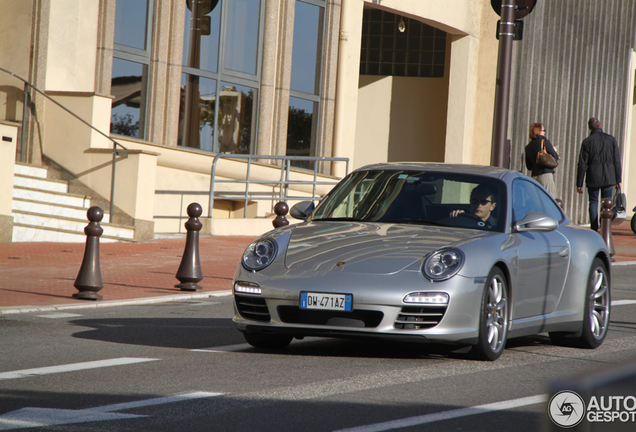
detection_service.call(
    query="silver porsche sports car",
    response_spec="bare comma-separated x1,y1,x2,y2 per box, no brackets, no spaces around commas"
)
232,163,611,360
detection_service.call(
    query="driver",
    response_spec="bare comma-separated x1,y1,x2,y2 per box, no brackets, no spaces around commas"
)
449,185,498,228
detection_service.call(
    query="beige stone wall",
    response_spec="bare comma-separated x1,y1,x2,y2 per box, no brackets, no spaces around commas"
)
342,0,499,169
45,0,98,92
0,1,34,122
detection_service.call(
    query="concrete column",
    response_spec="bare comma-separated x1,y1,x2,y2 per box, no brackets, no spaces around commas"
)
333,0,363,177
444,34,479,164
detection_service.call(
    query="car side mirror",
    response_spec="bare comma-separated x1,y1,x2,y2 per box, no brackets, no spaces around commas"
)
289,201,315,220
514,212,558,232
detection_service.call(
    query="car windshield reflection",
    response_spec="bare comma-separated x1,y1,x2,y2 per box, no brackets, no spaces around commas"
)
310,169,507,232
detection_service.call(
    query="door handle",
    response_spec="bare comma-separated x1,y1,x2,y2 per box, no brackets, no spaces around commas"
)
559,247,569,258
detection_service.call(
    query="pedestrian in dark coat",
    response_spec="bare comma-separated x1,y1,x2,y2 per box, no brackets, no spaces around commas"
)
576,117,622,231
525,123,559,197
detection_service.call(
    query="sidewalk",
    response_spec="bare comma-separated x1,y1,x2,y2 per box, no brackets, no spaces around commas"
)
1,222,635,315
0,235,254,314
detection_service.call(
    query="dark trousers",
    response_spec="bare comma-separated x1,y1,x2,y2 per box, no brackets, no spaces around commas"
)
587,185,614,231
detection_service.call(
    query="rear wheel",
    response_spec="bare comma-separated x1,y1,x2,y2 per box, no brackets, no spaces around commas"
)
550,257,610,348
244,332,293,349
471,267,508,361
631,215,636,235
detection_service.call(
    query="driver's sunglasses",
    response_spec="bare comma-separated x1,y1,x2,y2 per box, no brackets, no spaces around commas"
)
470,198,492,206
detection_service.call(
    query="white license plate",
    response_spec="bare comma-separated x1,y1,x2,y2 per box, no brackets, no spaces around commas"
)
300,292,352,311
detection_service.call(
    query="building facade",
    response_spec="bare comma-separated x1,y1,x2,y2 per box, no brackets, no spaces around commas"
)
2,0,631,242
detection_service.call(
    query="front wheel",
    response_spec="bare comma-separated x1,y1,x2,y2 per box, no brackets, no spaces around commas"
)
244,332,293,349
470,267,508,361
631,215,636,235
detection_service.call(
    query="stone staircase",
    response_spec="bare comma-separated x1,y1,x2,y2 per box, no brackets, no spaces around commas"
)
11,163,135,242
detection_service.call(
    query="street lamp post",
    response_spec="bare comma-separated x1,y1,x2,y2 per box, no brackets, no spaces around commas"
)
490,0,537,168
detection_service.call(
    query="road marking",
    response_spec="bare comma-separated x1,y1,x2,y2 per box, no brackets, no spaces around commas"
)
192,343,251,352
332,395,547,432
612,261,636,266
35,313,82,319
0,358,160,380
0,392,223,430
612,299,636,306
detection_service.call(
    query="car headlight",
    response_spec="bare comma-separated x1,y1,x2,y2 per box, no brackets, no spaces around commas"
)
422,249,464,281
242,238,278,271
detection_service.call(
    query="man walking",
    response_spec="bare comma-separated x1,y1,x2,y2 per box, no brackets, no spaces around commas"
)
576,117,622,231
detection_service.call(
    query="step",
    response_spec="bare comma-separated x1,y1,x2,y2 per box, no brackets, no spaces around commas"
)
12,198,90,220
14,163,48,179
12,224,122,243
12,212,135,241
13,174,68,194
13,186,91,208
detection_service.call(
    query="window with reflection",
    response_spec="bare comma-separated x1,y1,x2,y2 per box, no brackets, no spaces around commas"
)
111,59,147,138
287,97,317,167
287,0,325,168
180,0,262,154
111,0,152,139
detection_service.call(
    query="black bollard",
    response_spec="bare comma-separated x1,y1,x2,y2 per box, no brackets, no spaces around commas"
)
73,206,104,300
272,201,289,228
600,197,616,261
175,203,203,291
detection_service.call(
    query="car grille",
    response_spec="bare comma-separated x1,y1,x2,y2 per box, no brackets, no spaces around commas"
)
277,306,384,328
394,305,447,330
235,294,271,322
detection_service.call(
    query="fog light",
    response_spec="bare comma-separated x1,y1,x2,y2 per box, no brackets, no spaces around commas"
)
403,292,449,305
234,281,262,295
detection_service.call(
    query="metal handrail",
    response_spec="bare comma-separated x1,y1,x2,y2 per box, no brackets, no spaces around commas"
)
209,154,349,218
0,67,128,223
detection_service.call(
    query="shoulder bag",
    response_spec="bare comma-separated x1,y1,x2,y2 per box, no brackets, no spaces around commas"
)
536,139,559,169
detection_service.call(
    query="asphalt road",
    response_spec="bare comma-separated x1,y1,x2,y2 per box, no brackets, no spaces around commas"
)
1,264,636,432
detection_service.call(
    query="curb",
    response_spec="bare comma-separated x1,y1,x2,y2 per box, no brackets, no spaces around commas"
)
0,290,233,315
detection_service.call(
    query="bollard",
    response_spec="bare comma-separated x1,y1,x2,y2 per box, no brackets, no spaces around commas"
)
272,201,289,228
600,197,616,261
73,206,104,300
175,203,203,291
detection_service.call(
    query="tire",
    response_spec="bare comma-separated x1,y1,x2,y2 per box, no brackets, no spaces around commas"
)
550,257,610,348
470,267,508,361
244,332,293,349
631,215,636,235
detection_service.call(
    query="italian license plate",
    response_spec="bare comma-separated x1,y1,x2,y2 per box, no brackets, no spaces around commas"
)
300,292,352,311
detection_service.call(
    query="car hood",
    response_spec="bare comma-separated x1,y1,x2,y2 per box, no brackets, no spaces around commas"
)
284,221,486,274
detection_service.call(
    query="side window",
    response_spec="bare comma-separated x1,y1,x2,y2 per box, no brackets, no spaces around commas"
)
512,180,543,222
537,188,564,222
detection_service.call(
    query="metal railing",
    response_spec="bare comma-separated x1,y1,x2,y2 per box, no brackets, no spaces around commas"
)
0,67,127,223
209,154,349,218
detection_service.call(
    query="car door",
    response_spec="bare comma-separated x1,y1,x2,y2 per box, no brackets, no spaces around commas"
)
511,180,570,319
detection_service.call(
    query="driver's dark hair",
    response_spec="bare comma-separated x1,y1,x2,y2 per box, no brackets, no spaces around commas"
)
471,184,496,203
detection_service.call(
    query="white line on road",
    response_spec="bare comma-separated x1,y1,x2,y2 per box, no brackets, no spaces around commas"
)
192,343,251,352
0,392,223,430
332,394,548,432
612,299,636,306
0,358,160,380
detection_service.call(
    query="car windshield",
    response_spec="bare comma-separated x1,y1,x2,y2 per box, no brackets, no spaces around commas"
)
311,169,507,232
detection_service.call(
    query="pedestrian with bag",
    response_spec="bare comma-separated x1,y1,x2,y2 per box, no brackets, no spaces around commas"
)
525,123,559,197
576,117,622,232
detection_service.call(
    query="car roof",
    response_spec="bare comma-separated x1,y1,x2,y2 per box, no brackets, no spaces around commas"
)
354,162,512,179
